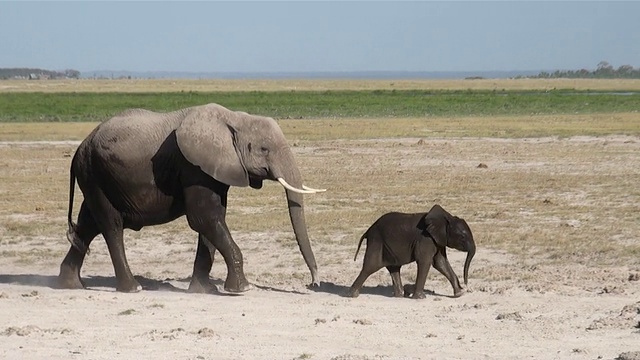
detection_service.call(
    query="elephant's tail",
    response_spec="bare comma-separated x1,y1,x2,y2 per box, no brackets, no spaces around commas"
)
66,162,88,254
353,233,367,261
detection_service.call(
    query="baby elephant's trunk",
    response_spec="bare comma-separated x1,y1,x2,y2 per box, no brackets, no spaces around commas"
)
463,242,476,285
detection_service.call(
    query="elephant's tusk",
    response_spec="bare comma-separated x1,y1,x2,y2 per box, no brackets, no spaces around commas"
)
277,178,317,194
302,185,326,193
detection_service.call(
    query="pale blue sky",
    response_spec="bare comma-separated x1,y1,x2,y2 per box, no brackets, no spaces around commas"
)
1,1,638,74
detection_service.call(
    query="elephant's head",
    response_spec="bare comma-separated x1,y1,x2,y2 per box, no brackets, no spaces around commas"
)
174,103,325,286
422,204,476,285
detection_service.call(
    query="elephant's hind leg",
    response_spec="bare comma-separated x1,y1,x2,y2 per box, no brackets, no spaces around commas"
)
103,223,141,292
58,201,99,289
87,189,141,293
348,237,384,298
386,266,404,297
347,261,383,298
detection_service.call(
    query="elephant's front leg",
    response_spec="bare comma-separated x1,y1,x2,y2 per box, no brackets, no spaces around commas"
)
433,249,464,298
184,186,251,294
188,234,218,293
412,259,432,299
412,242,437,299
206,220,251,293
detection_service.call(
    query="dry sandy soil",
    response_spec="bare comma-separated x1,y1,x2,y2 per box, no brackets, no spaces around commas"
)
2,78,640,93
0,135,638,360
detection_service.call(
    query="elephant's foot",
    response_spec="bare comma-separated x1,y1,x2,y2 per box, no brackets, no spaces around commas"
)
346,289,360,298
453,288,466,298
57,265,85,289
188,277,218,294
308,271,321,289
116,278,142,293
403,284,415,298
223,274,252,293
404,284,426,299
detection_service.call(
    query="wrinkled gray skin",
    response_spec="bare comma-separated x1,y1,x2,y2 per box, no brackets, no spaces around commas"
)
348,204,476,299
58,103,321,293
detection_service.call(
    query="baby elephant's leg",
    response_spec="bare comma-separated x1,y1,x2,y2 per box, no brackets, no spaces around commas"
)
348,235,384,298
410,241,437,299
433,250,464,297
348,263,381,297
386,266,404,297
412,259,432,299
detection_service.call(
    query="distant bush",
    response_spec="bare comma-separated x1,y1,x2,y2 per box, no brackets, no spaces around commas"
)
0,68,80,80
532,61,640,79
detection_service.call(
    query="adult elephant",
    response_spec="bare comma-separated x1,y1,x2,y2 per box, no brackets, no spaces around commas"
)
58,103,325,294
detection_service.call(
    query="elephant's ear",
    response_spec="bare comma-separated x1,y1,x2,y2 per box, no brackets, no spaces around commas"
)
422,204,449,247
175,107,249,187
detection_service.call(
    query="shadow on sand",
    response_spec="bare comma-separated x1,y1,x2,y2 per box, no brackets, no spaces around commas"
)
0,273,187,293
308,281,453,299
0,274,454,298
0,273,308,296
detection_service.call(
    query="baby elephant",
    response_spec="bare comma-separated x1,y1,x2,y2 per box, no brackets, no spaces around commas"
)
348,204,476,299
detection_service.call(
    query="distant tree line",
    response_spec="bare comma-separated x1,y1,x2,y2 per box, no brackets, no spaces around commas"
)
532,61,640,79
0,68,81,80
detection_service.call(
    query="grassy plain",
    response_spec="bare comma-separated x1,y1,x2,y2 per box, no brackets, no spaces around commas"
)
0,78,638,280
2,78,640,123
1,131,639,281
2,90,640,123
1,112,639,142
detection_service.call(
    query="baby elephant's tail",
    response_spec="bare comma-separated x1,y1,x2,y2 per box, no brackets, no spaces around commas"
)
353,233,367,261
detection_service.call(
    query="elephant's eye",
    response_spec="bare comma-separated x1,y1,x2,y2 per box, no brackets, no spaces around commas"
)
260,147,269,155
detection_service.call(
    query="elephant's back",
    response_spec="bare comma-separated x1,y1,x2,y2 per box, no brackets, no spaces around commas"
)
78,109,184,177
95,109,181,145
374,212,425,235
376,212,424,225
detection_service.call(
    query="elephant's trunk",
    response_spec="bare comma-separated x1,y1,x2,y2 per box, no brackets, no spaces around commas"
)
286,189,319,287
463,242,475,286
275,151,319,287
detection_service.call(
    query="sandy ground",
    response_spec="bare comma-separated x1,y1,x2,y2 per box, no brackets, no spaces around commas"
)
1,136,639,360
1,255,638,360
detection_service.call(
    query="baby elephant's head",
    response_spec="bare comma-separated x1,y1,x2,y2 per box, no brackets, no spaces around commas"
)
422,204,476,285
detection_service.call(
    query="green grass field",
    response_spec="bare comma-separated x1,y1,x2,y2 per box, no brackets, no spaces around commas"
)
1,90,639,122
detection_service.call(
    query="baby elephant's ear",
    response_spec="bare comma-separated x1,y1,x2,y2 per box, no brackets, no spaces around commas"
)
423,205,449,247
